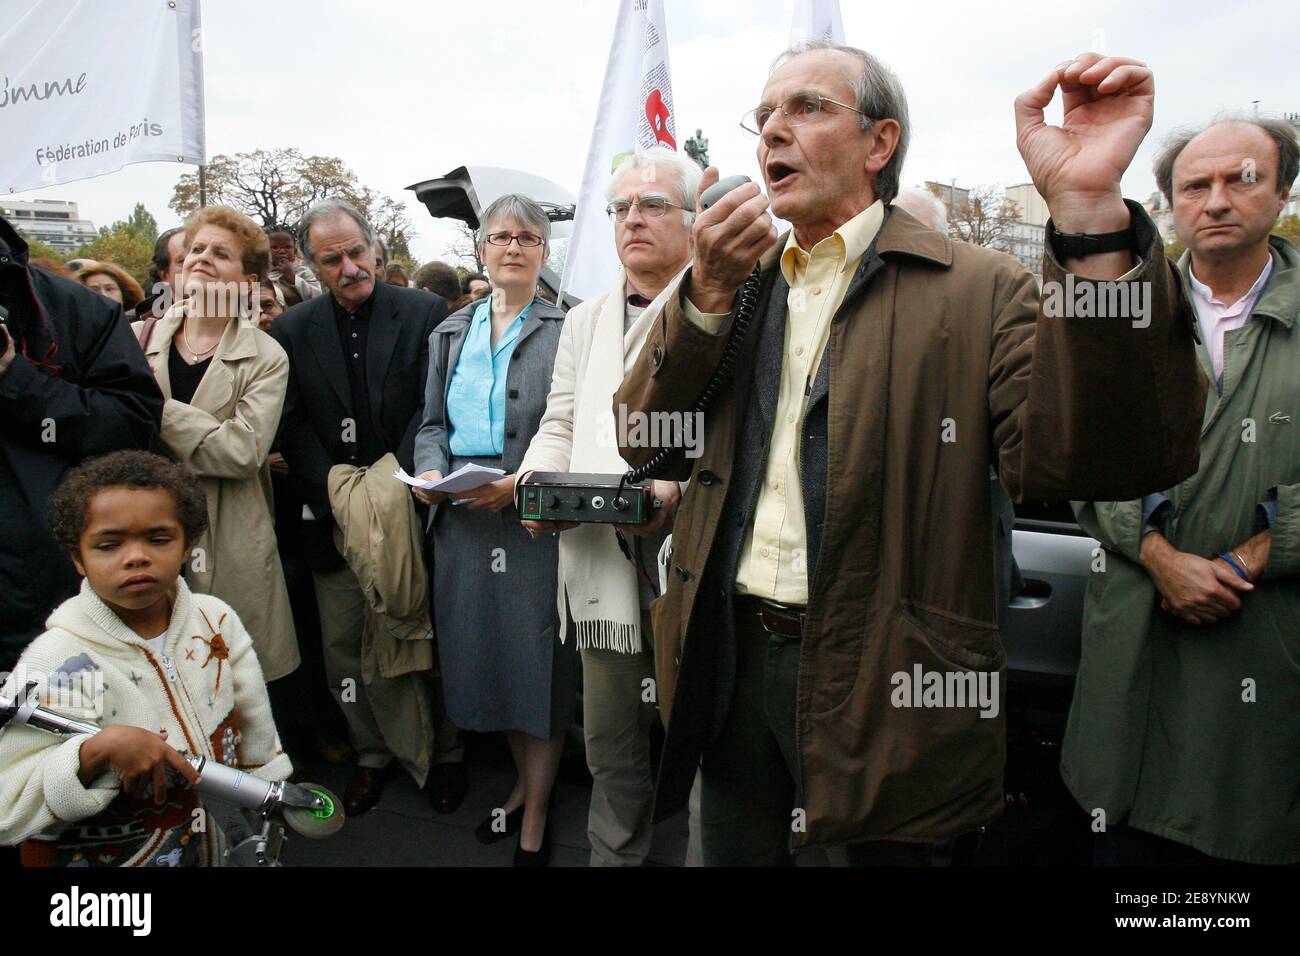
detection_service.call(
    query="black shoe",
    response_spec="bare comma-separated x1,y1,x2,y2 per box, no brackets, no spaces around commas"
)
427,763,467,815
513,821,552,867
342,764,391,818
476,804,524,844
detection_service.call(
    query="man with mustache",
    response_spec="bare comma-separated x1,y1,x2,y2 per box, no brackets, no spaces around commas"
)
271,199,456,818
615,43,1206,865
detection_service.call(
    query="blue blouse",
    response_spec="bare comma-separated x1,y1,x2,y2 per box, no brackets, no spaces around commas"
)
446,298,531,457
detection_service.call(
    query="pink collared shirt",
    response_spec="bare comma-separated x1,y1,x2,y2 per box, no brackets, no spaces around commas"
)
1187,256,1274,383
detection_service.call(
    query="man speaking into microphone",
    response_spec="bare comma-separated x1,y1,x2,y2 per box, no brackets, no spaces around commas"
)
614,42,1206,865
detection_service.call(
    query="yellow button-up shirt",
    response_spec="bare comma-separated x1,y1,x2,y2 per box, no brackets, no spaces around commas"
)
685,200,884,603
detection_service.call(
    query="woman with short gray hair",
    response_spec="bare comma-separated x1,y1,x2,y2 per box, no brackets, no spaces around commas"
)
411,193,574,865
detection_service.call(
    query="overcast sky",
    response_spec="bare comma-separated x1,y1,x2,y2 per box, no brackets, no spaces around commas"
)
7,0,1295,263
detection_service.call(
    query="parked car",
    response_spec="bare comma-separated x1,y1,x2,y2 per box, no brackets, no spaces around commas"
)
407,165,580,308
1005,498,1098,689
996,498,1100,864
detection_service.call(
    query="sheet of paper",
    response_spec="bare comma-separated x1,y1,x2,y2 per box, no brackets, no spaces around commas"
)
393,467,437,489
393,463,506,494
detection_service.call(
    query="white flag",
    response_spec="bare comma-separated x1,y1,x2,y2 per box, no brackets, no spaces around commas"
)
790,0,846,45
561,0,678,303
0,0,205,194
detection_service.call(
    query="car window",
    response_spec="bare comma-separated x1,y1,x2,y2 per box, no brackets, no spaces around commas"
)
1013,499,1081,527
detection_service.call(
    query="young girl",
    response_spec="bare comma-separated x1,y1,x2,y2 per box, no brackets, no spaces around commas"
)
0,450,290,866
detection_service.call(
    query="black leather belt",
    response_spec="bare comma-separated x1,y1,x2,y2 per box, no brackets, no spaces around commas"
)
735,594,806,640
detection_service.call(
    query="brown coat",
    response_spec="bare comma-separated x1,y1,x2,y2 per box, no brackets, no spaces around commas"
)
614,203,1206,850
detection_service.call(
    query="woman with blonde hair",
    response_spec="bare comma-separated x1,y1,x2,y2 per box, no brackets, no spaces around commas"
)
79,261,145,312
131,204,301,687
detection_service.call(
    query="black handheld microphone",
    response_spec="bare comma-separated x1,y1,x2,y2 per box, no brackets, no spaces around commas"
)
699,174,753,211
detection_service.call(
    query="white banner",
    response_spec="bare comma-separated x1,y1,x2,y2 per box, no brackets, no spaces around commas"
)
0,0,205,194
560,0,678,303
790,0,846,45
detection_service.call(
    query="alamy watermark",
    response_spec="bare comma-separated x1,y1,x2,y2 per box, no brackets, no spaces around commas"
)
2,661,106,718
601,403,705,460
143,280,272,325
1042,275,1151,329
49,886,151,936
890,664,1000,718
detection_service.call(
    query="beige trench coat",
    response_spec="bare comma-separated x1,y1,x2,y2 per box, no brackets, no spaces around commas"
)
133,307,301,682
326,454,434,786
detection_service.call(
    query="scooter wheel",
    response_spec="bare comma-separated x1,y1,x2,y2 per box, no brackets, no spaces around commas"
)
281,783,345,838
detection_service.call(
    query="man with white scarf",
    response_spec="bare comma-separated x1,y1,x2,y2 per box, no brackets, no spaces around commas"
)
517,149,698,865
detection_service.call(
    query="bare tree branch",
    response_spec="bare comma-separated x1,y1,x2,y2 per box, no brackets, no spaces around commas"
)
445,220,483,272
169,148,415,242
937,184,1022,251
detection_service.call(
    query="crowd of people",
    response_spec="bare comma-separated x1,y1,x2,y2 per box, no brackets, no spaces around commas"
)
42,227,492,327
0,40,1295,869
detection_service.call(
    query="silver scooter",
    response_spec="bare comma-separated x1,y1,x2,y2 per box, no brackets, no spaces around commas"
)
0,681,344,865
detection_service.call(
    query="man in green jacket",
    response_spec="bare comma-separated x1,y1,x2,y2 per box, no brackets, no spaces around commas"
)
1064,117,1299,865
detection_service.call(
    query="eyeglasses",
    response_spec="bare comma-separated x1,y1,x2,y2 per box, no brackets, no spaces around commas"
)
484,231,544,247
740,92,867,136
605,196,690,222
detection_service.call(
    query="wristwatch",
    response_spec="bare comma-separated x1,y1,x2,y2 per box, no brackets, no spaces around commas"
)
1050,221,1138,258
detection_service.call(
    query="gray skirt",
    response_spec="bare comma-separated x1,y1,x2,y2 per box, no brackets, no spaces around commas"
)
431,454,576,739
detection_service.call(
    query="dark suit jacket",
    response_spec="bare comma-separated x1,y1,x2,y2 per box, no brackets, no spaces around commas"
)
271,280,445,528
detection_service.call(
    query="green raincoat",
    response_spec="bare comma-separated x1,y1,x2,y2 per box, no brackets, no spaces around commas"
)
1062,236,1300,865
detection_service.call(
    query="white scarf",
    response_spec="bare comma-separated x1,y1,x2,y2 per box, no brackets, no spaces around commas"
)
561,270,668,654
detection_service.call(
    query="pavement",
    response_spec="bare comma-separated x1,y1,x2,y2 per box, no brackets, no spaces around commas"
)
279,707,1084,867
281,732,694,867
0,725,1077,868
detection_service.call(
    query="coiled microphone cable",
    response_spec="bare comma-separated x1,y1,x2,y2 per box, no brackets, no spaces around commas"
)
617,263,763,493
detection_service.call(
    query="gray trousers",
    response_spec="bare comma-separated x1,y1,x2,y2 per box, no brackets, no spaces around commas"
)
582,608,658,866
313,563,463,770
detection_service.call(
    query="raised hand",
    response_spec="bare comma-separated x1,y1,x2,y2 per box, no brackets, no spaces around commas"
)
1014,53,1153,235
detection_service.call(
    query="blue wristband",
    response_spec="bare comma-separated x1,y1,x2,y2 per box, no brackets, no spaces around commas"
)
1218,551,1252,583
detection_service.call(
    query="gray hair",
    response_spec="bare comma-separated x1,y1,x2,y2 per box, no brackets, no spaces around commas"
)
1154,114,1299,205
477,193,551,253
299,198,374,265
605,150,703,224
892,187,948,233
771,41,911,205
373,236,388,261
